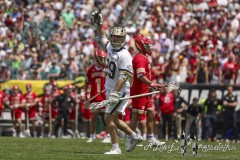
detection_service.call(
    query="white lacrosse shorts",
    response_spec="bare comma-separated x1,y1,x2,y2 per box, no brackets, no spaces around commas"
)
105,88,130,115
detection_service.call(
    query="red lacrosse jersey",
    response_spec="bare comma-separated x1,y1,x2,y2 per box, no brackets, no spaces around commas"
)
86,65,106,102
159,92,175,114
8,93,25,105
24,92,38,107
131,53,151,95
40,94,51,111
0,91,6,110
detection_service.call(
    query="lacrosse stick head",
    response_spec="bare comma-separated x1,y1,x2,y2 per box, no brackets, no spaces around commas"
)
166,82,181,96
89,102,98,110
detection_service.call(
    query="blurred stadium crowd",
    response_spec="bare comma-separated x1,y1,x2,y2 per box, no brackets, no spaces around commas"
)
0,0,239,84
0,0,239,142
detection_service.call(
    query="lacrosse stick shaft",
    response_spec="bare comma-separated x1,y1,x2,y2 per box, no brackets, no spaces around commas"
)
26,111,30,131
0,112,3,136
84,89,106,105
120,90,161,101
75,104,78,132
48,101,52,136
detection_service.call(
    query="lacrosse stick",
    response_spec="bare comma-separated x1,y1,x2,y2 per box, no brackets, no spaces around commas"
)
0,111,3,136
48,98,52,137
74,91,80,138
89,82,180,110
25,109,30,137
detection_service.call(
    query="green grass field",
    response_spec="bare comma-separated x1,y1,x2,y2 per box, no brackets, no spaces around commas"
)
0,137,239,160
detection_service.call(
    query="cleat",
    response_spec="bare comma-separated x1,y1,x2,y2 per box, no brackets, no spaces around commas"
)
126,134,143,152
104,148,121,154
101,136,111,143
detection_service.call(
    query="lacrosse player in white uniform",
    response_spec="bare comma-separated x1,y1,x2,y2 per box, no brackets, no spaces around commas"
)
92,8,143,154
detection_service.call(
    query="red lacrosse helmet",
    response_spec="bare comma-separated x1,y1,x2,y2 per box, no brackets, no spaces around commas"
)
134,36,153,56
12,85,19,94
26,83,32,89
95,50,107,66
26,83,32,92
12,85,19,90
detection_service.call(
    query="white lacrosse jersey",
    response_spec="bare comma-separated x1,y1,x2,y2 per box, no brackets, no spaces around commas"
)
105,43,133,90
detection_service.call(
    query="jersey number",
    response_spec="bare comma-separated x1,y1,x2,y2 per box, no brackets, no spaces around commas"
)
95,78,101,92
107,59,116,79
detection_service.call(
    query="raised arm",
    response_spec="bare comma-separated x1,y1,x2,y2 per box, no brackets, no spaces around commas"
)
92,7,109,50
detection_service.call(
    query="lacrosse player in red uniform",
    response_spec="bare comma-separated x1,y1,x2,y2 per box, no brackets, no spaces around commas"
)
128,36,166,147
0,84,6,118
7,85,26,137
24,83,39,137
50,81,61,137
39,85,52,138
81,50,110,143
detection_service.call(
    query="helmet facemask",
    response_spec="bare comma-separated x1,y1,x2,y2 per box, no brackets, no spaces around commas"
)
109,27,126,49
135,37,153,56
95,50,107,67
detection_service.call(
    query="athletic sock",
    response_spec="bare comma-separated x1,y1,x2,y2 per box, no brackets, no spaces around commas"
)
130,132,137,139
142,133,147,140
148,133,154,141
112,143,119,150
33,131,37,137
90,134,95,139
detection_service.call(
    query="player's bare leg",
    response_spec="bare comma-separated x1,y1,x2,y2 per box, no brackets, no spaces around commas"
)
104,110,142,154
146,109,165,146
129,112,140,132
81,120,89,139
40,121,46,138
12,120,17,137
30,119,37,137
87,110,99,142
17,118,24,138
139,120,147,140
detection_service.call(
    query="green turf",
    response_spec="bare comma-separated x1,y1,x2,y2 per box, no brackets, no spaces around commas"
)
0,137,239,160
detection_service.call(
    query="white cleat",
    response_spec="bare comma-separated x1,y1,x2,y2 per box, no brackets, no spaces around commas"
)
86,138,94,143
101,136,111,143
19,132,25,138
149,138,166,147
51,135,56,139
13,131,17,137
126,134,143,152
125,136,131,148
25,129,31,137
62,135,72,139
104,148,122,154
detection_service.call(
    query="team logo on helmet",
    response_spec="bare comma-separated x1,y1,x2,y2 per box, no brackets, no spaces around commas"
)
134,36,153,56
109,27,126,49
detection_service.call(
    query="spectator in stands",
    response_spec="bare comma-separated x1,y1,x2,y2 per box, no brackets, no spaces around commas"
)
48,60,61,80
0,63,10,82
185,97,203,140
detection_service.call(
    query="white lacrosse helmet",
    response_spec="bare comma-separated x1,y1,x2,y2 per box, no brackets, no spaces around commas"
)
109,27,126,49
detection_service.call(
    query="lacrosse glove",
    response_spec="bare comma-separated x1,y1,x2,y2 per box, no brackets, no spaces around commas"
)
92,10,103,27
109,91,120,105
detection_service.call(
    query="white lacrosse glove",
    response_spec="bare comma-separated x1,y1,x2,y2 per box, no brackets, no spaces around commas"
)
109,91,120,105
91,10,103,27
